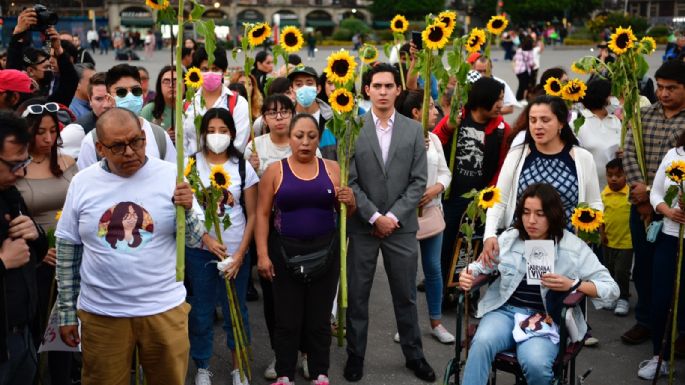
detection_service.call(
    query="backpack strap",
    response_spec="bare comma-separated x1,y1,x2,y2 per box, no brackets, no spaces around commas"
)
227,92,238,114
238,157,247,220
149,122,168,159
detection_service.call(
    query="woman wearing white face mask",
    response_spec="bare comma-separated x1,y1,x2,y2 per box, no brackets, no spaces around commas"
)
184,108,259,385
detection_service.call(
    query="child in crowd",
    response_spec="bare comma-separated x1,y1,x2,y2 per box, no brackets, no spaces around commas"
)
600,158,633,316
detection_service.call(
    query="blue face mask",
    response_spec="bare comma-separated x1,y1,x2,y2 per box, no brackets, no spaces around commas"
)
115,92,144,115
295,85,317,108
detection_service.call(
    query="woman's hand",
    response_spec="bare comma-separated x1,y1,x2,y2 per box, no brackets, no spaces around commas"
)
43,248,57,267
541,273,573,292
257,254,275,281
459,269,474,291
202,234,227,259
248,152,260,172
478,237,500,268
220,253,242,280
419,184,443,207
336,186,356,210
666,207,685,225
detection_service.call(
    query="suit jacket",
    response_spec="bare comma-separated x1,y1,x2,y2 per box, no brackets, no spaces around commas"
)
348,111,427,234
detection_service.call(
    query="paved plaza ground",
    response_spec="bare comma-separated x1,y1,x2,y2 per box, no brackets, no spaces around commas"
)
90,46,683,384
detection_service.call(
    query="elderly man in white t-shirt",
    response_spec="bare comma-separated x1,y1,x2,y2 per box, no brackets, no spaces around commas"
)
56,108,208,385
469,54,520,114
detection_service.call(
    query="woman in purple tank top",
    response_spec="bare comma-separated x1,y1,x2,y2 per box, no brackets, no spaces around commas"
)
256,114,356,385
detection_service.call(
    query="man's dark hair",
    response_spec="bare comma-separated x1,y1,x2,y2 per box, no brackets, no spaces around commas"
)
513,183,566,241
228,83,247,99
366,63,401,87
181,47,193,59
261,94,295,115
606,158,623,171
655,59,685,85
267,77,291,96
105,64,141,90
60,40,79,62
288,54,302,65
88,72,107,97
581,78,612,111
0,110,30,153
465,77,505,111
191,46,228,72
22,47,50,70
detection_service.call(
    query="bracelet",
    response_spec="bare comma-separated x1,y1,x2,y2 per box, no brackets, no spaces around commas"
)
570,278,582,292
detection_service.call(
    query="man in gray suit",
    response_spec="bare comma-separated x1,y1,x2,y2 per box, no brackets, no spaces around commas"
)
344,63,435,382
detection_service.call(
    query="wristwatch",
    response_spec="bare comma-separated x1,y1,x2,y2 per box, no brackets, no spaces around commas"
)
570,278,582,292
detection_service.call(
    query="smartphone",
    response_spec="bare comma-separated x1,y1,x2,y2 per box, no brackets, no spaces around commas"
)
411,31,423,50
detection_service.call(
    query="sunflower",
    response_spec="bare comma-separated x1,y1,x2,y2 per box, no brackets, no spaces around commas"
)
561,78,587,102
608,26,637,55
146,0,169,11
437,11,457,36
184,157,195,178
329,88,355,114
184,67,203,89
324,50,357,85
486,15,508,36
280,26,304,53
422,22,450,51
390,14,409,34
571,207,603,233
55,210,62,221
478,186,501,210
666,160,685,184
543,77,563,97
640,36,657,55
465,28,487,53
360,44,379,64
209,165,230,190
247,23,272,48
570,62,588,75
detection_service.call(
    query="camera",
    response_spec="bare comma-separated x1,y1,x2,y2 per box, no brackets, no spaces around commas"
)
30,5,58,32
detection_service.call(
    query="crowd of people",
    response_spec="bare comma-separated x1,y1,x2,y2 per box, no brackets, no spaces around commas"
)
1,5,685,385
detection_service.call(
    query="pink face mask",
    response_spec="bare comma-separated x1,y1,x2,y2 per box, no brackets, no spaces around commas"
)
202,71,223,92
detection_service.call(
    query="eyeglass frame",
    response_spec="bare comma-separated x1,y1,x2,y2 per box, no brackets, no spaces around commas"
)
161,78,178,87
99,136,146,155
20,102,60,118
263,109,293,119
0,156,33,174
112,86,144,98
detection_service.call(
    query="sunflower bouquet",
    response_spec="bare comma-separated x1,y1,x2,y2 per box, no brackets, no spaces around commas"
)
570,26,656,180
184,160,252,382
482,15,509,76
570,204,604,244
461,186,501,257
387,14,409,89
324,48,362,346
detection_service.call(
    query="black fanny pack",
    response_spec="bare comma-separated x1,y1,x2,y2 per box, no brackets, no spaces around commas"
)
278,232,335,283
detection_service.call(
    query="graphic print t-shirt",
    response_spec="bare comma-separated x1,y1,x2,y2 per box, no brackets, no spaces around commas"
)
451,114,487,196
56,157,202,317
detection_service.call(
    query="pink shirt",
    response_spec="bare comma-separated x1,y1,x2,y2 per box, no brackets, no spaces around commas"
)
369,109,398,225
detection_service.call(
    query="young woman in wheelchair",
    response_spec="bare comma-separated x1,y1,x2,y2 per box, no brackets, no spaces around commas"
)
459,183,619,384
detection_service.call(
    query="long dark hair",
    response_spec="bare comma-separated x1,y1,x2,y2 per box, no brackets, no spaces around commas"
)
523,95,579,147
106,202,144,249
199,107,243,160
395,89,424,121
19,97,63,177
512,183,566,241
152,65,174,121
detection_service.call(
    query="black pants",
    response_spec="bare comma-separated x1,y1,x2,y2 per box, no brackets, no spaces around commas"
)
259,274,276,349
271,232,339,380
0,326,36,385
516,72,531,101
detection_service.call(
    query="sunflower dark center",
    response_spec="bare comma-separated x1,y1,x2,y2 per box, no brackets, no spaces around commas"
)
252,26,266,38
285,32,298,46
440,17,452,28
213,172,226,186
482,191,494,201
550,81,561,92
568,84,581,93
189,72,200,82
467,36,478,47
332,60,349,76
428,26,444,42
578,211,595,223
336,93,350,105
491,19,503,29
394,20,404,29
670,168,685,180
616,33,630,49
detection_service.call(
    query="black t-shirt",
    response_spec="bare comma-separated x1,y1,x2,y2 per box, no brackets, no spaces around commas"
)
450,113,487,196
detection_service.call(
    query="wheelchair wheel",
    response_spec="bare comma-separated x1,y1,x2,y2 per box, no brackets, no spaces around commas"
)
443,357,457,385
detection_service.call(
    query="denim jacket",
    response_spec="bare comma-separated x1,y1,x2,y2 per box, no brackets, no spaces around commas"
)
468,228,619,337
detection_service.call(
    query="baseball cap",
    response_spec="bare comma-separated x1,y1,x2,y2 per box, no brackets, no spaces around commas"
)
287,65,318,81
0,70,33,93
466,52,482,65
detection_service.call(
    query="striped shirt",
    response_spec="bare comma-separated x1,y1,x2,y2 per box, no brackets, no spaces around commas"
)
507,276,545,313
624,102,685,186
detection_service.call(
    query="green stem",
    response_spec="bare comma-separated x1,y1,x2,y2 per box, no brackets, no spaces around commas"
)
484,33,492,78
174,3,186,282
421,51,432,137
245,56,256,153
669,223,684,384
396,36,406,90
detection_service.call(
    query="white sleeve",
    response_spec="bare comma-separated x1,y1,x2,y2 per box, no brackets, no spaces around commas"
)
162,129,177,163
55,176,82,244
484,147,521,239
183,106,198,155
232,95,250,154
76,134,97,171
243,141,254,160
60,123,86,159
502,81,519,107
580,149,604,211
650,151,671,210
431,133,451,189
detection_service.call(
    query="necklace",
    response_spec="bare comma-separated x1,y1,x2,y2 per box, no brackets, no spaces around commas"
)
32,155,48,164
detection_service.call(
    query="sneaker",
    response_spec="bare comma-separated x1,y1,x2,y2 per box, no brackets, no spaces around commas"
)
301,355,310,379
232,369,249,385
621,324,651,344
637,356,669,380
311,375,329,385
431,324,456,344
195,368,212,385
271,377,293,385
603,300,617,310
614,299,630,316
584,337,599,347
393,332,400,343
264,358,277,380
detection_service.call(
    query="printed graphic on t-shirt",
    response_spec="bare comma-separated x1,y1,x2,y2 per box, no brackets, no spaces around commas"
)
97,202,154,252
455,126,485,178
207,189,235,218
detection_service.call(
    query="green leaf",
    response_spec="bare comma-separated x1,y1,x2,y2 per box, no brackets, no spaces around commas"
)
460,223,474,239
573,115,585,136
383,42,392,59
465,200,477,220
190,1,205,22
665,185,679,206
195,20,216,66
461,189,479,199
231,48,239,61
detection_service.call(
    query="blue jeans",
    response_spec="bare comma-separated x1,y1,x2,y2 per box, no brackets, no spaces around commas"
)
630,204,654,328
463,305,558,385
420,232,444,320
650,232,685,355
186,247,251,369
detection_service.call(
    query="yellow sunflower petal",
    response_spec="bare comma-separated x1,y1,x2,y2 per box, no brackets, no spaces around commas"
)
329,88,355,114
478,186,501,210
280,26,304,53
437,11,457,36
360,44,379,64
390,14,409,34
324,50,357,85
209,165,231,190
248,23,272,48
55,210,62,221
184,157,195,177
666,160,685,183
184,67,203,89
146,0,169,11
608,26,636,55
464,28,487,53
543,77,563,97
486,15,509,36
570,62,588,75
561,78,587,102
422,21,450,51
571,208,603,233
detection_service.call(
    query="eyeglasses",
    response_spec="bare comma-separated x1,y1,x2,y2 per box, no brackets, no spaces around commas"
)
264,109,293,119
21,102,60,118
161,78,177,87
0,156,32,174
100,137,146,155
112,86,144,98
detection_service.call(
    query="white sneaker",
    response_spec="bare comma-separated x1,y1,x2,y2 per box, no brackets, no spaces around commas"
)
272,376,293,385
232,369,249,385
264,358,277,380
584,337,599,346
604,300,617,310
614,299,630,316
431,324,456,344
311,374,329,385
638,356,669,380
393,332,400,343
195,368,213,385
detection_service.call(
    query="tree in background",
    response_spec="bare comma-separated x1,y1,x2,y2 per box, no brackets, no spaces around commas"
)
467,0,601,26
369,0,444,21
